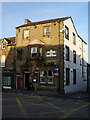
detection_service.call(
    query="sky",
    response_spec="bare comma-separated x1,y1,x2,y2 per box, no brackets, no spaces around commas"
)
0,1,89,63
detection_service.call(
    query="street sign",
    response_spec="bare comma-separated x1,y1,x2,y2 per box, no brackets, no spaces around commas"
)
34,70,39,75
54,67,59,72
54,72,59,77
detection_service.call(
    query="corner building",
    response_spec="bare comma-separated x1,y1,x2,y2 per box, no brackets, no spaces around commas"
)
15,17,87,93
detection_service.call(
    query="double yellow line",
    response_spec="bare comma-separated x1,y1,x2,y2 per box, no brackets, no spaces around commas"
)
16,97,28,118
59,102,90,119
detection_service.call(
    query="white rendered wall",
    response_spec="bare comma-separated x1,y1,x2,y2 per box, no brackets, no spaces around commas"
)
63,18,87,93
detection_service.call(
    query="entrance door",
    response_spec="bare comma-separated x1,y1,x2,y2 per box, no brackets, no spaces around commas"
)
24,73,30,89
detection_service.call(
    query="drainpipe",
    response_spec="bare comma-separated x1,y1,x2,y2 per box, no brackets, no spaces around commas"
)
57,20,61,92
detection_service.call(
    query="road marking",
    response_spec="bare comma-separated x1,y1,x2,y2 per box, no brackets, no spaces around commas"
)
16,97,28,118
59,103,90,119
28,96,66,115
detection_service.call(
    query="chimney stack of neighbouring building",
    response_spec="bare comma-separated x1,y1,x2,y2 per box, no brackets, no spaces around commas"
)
24,19,31,24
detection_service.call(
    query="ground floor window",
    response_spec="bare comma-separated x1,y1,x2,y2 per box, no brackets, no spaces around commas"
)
40,70,47,84
73,69,76,84
47,70,53,84
3,76,11,86
40,70,54,85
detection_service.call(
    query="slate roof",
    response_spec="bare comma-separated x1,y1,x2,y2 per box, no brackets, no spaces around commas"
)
16,16,71,28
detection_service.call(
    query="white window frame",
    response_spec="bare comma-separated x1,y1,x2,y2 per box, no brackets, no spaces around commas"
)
2,43,6,49
44,26,50,36
24,29,29,39
31,47,37,58
40,70,46,84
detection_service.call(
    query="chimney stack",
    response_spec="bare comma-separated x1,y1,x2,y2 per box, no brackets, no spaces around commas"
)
24,19,31,24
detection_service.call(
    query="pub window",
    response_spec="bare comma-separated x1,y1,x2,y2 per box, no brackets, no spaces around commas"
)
40,70,47,84
44,26,50,36
65,25,69,40
2,43,6,49
66,46,69,61
23,29,29,39
73,33,76,45
73,50,76,63
66,68,70,85
48,70,53,84
17,49,23,60
31,47,37,58
3,76,11,86
73,69,76,84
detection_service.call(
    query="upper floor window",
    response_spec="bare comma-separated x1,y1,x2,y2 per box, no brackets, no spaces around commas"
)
0,55,5,67
23,30,29,39
2,43,6,49
66,68,70,85
66,46,69,61
73,33,76,45
65,25,69,40
73,50,76,63
44,26,50,36
31,47,37,58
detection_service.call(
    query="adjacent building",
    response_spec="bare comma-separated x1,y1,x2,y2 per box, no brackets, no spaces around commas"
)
0,37,16,89
14,16,87,93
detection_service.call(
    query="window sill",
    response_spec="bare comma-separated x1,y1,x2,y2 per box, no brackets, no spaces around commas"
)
43,35,50,37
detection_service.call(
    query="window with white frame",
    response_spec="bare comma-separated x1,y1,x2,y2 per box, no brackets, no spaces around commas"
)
23,30,29,39
40,70,47,84
31,47,37,58
2,43,6,49
0,55,5,67
44,26,50,36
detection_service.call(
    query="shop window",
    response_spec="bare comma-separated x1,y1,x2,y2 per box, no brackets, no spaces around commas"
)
23,29,29,39
44,26,50,36
66,46,69,61
73,50,76,63
73,33,76,45
2,43,6,49
73,69,76,84
66,68,70,85
48,70,53,84
40,70,47,84
31,47,37,58
3,76,11,86
65,25,69,40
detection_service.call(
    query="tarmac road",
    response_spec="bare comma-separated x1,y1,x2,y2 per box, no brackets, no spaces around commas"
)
1,91,90,119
